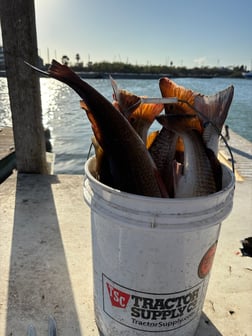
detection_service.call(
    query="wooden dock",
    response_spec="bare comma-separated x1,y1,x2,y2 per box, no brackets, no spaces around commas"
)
0,127,16,183
0,127,54,180
219,129,252,181
0,127,15,160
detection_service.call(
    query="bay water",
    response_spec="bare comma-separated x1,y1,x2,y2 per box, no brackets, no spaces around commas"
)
0,77,251,174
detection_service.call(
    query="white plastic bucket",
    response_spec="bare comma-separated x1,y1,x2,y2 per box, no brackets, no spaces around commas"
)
83,156,235,336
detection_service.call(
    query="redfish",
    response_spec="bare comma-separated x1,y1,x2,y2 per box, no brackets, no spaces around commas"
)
148,126,178,197
111,78,163,144
156,114,222,197
159,77,234,154
45,60,168,197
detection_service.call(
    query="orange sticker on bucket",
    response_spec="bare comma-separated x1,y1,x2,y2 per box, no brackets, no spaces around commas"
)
198,242,217,279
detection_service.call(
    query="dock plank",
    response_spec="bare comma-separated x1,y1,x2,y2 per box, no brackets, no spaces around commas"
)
0,127,15,160
219,129,252,180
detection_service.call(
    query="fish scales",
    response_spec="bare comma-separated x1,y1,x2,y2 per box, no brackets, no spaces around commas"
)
156,115,218,198
149,128,178,197
176,129,217,197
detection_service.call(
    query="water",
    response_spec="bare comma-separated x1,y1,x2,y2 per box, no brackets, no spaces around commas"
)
0,77,251,174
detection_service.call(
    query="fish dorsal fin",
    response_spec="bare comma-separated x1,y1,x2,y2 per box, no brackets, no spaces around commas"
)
110,76,141,117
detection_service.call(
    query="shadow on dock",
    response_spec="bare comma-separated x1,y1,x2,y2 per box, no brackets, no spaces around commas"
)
6,174,82,335
196,312,223,336
230,146,252,160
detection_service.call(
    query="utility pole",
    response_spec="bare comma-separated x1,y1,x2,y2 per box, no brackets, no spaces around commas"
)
0,0,48,173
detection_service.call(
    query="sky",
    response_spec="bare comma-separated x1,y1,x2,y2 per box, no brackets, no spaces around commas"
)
1,0,252,69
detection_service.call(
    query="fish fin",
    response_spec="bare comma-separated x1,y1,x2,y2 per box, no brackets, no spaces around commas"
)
159,77,197,114
130,103,163,123
194,86,234,154
194,85,234,129
48,59,93,100
110,76,141,117
146,130,159,149
80,100,103,146
129,103,163,143
80,100,89,111
112,100,121,111
156,114,199,132
110,75,119,97
91,136,114,186
24,61,50,77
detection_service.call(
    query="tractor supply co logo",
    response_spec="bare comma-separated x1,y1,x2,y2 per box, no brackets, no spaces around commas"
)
103,274,204,332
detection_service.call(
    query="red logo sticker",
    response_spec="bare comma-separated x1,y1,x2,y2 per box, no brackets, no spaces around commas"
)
198,242,218,278
106,282,130,308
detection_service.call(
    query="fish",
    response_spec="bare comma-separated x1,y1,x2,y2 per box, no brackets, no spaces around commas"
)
88,133,114,186
26,61,232,198
156,114,222,198
194,85,234,154
146,78,196,196
159,77,234,154
148,126,179,197
44,60,168,197
111,77,164,144
156,78,233,196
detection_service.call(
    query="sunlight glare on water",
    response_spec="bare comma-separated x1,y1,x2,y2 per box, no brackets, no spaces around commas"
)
0,78,11,126
40,78,93,173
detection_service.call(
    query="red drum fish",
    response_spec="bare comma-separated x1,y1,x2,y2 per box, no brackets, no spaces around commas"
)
44,60,168,197
156,114,222,198
111,77,163,144
147,78,195,196
159,77,234,154
26,61,233,199
148,126,179,197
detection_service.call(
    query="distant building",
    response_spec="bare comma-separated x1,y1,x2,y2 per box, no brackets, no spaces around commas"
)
0,46,5,69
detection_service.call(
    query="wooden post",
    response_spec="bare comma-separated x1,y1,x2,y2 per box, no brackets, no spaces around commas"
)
0,0,48,173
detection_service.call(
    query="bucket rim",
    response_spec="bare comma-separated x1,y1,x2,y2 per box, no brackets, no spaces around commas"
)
84,156,235,202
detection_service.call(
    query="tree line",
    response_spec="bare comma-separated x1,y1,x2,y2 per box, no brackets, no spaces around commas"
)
48,54,247,78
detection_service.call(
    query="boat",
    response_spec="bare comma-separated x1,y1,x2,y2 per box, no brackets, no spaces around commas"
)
242,71,252,79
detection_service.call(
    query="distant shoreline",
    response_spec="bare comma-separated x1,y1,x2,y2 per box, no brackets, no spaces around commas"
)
76,72,217,80
0,69,245,79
